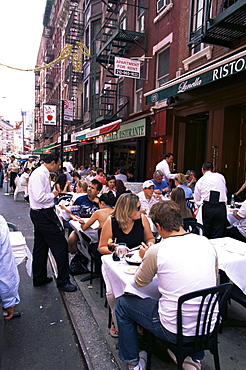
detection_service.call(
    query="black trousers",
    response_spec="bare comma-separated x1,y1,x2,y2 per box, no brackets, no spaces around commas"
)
226,226,246,243
30,208,70,286
10,172,17,189
202,202,226,239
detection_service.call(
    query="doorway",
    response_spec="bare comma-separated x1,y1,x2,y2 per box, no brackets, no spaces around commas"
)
174,112,208,175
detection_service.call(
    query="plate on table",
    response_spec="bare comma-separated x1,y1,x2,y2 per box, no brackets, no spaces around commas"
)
125,249,142,265
124,266,139,275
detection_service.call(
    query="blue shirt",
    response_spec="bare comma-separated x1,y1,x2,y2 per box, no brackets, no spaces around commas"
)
177,184,193,199
0,215,20,308
70,195,99,216
151,178,170,191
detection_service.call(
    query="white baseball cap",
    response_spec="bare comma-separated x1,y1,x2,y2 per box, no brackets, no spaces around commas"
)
143,180,155,189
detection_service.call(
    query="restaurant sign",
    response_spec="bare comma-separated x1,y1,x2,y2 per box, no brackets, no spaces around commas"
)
96,119,146,144
146,50,246,104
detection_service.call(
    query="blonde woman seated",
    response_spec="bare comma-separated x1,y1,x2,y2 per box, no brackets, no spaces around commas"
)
68,191,117,254
174,173,193,199
171,187,192,218
98,193,155,337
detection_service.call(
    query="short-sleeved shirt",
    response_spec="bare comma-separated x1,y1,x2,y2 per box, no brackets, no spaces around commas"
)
151,178,169,192
70,195,99,216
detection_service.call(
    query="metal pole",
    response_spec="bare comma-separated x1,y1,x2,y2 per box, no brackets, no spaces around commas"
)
21,110,25,154
60,100,64,172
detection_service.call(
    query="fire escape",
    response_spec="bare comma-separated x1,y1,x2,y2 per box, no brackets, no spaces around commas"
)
91,0,147,127
189,0,246,48
64,0,84,126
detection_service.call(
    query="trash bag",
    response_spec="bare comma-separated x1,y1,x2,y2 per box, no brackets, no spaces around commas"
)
69,251,89,276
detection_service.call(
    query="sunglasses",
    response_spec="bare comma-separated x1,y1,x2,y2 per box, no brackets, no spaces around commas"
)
136,205,141,211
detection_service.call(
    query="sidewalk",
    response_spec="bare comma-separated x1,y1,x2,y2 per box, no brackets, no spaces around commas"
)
1,184,246,369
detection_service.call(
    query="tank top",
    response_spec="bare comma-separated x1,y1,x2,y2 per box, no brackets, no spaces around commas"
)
111,216,144,249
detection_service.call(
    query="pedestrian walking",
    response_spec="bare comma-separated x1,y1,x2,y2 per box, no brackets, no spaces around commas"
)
7,155,19,191
28,153,77,292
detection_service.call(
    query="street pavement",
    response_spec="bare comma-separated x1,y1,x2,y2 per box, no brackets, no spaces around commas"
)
0,185,86,370
1,181,246,369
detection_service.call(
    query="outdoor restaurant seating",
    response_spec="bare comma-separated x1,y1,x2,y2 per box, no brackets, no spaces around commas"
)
145,283,232,370
13,176,27,201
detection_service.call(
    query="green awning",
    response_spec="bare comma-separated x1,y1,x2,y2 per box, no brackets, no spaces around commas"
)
32,143,57,155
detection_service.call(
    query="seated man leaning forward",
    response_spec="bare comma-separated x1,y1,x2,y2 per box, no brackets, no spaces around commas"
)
66,179,102,254
115,200,218,370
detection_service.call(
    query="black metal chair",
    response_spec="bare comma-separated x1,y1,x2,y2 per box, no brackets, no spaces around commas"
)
7,222,18,231
183,217,205,235
146,283,232,370
88,229,105,298
219,270,246,329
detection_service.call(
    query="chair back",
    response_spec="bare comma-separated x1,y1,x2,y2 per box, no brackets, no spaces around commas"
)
183,217,204,235
176,283,232,354
7,222,18,231
14,176,27,201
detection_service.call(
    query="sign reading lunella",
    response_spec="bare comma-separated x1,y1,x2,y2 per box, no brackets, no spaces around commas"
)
114,56,141,79
64,99,74,121
43,104,57,126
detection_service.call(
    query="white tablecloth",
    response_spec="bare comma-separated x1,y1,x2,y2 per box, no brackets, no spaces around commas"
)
210,237,246,294
102,254,160,300
9,231,32,276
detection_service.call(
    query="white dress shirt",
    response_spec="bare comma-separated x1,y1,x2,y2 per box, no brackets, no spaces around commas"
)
28,164,55,210
194,171,227,206
155,159,176,183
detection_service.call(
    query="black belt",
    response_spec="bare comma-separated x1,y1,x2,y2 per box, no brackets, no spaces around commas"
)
31,207,55,213
203,201,225,204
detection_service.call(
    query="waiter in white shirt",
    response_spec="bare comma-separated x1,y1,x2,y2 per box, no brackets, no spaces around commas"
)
194,161,227,239
155,153,177,184
28,153,77,292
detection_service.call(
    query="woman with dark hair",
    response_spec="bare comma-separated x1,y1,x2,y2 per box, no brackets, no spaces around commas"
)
80,191,116,231
171,187,192,218
101,175,116,195
54,173,71,193
72,171,81,192
115,179,131,198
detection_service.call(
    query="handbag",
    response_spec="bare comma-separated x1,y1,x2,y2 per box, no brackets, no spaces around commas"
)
69,251,89,276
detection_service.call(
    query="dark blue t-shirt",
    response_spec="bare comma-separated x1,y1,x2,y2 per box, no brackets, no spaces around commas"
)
70,195,99,216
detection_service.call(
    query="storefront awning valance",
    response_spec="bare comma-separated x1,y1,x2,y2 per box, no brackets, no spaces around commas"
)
75,120,121,141
145,48,246,105
32,142,57,155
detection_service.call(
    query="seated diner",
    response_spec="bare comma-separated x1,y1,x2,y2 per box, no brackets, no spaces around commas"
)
98,193,155,338
115,200,218,370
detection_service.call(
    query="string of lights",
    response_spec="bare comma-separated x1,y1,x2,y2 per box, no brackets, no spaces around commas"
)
0,42,90,72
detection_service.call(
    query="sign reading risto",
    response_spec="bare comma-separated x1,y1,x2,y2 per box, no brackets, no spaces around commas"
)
146,51,246,104
96,119,146,144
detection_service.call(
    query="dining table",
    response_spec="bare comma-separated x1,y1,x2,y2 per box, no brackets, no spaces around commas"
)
102,236,246,300
101,252,161,300
210,236,246,294
9,231,32,276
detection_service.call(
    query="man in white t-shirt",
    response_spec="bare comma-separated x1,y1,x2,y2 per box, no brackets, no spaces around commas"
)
155,152,177,184
136,180,160,216
115,200,217,370
227,199,246,242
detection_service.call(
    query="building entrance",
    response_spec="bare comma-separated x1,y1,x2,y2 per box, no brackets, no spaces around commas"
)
174,112,208,176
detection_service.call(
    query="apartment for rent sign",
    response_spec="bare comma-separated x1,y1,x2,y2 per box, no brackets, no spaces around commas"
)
114,57,141,78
